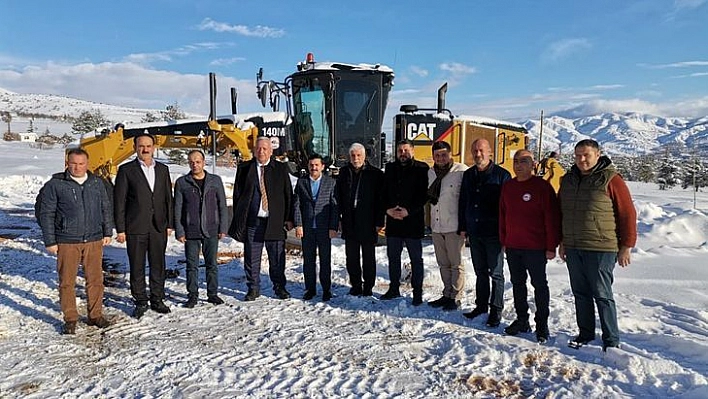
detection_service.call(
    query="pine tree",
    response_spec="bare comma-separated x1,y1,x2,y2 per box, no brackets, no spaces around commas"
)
656,150,681,190
71,109,111,134
141,111,160,123
161,102,186,121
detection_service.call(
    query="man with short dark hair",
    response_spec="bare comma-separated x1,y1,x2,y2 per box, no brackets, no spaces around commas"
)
174,150,229,308
427,141,468,311
293,154,339,301
38,148,113,334
114,133,174,318
381,139,429,305
229,137,294,301
559,139,637,351
459,138,511,327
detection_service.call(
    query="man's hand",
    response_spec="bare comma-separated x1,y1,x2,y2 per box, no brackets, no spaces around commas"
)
46,245,58,255
545,250,556,260
558,243,566,261
177,236,186,243
328,229,338,239
285,221,294,231
218,233,226,239
295,226,304,239
116,232,126,244
102,237,111,246
459,231,466,239
618,246,632,267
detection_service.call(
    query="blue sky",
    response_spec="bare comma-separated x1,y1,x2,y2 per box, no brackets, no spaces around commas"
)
1,0,707,122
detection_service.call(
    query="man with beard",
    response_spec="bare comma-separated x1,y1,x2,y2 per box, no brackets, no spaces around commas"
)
458,138,511,327
335,143,384,296
381,139,429,305
427,141,468,311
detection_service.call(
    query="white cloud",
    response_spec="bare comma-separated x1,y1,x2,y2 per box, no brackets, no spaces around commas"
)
640,60,708,69
439,62,475,75
409,66,428,77
124,43,230,65
541,38,592,63
674,0,707,10
671,71,708,78
0,62,260,114
197,18,285,38
209,57,246,66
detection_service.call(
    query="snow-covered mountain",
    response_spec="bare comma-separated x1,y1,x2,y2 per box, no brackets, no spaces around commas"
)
3,87,708,156
523,111,708,157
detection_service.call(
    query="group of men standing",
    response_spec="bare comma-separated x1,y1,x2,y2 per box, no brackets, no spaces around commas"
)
38,132,637,351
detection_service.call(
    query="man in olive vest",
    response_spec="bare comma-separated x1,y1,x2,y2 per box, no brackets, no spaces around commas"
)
559,139,637,351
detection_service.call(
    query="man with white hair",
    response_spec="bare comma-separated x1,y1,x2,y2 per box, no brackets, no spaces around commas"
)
335,143,384,296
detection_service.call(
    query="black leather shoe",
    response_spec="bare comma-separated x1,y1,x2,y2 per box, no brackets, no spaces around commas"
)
348,286,363,296
442,299,460,311
87,317,111,328
274,286,291,300
504,319,531,335
380,288,401,300
322,291,332,302
133,304,149,319
412,294,423,306
361,287,373,297
150,300,171,314
244,289,260,301
486,310,501,327
184,297,198,308
303,290,316,300
62,321,77,335
207,296,224,305
428,296,448,308
568,334,595,349
462,307,488,320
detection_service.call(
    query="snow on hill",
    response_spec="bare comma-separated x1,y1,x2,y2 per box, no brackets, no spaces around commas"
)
523,112,708,157
0,141,707,397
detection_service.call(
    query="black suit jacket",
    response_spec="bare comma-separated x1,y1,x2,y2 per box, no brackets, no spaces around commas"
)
335,162,385,244
114,159,174,234
229,158,293,242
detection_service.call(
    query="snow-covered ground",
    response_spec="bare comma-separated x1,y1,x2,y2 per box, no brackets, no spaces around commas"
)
0,140,707,398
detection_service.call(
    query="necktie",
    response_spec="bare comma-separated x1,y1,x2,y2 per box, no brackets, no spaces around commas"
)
260,165,268,212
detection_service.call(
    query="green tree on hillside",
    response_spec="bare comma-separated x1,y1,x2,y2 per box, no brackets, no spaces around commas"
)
71,109,111,135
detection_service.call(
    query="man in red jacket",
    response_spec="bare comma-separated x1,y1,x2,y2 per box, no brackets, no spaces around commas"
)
499,149,561,343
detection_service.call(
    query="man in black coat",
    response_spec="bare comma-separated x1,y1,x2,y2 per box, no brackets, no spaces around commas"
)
114,133,174,319
335,143,384,296
229,137,294,301
381,139,430,305
293,154,339,301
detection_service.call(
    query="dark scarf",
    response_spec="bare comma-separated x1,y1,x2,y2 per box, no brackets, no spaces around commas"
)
427,162,452,205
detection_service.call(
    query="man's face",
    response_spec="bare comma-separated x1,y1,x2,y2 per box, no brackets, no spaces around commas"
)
433,148,451,167
135,136,155,163
66,153,88,178
513,151,534,181
471,140,492,168
308,158,324,180
255,139,273,164
349,148,365,169
574,145,601,175
397,144,414,163
188,152,205,176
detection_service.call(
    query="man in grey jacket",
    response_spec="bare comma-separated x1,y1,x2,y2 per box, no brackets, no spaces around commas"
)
174,150,229,308
37,148,113,334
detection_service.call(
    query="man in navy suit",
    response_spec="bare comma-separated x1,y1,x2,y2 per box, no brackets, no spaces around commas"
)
114,133,174,318
293,154,339,301
229,137,294,301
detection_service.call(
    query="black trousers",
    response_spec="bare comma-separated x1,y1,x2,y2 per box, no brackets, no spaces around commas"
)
505,248,550,325
345,238,376,290
302,228,332,292
126,229,167,305
244,218,286,290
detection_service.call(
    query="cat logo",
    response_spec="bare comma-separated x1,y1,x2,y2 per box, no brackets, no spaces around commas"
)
406,122,436,141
